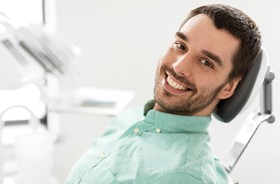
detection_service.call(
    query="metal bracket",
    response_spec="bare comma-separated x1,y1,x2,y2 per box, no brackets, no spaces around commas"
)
224,69,275,174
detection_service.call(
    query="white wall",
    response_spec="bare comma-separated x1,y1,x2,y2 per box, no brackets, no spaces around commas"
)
55,0,280,183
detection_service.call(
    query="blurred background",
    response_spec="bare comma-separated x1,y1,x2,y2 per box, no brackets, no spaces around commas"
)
0,0,279,183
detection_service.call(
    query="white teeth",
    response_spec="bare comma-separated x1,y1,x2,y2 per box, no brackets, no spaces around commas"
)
167,76,186,90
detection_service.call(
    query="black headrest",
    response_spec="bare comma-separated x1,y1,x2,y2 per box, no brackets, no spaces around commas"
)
213,49,268,122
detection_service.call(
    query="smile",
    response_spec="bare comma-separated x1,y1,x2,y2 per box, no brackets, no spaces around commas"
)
167,76,186,90
163,72,194,94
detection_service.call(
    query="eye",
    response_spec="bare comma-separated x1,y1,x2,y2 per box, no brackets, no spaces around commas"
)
174,42,187,52
200,58,214,69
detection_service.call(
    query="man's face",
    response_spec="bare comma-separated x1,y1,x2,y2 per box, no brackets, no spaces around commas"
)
154,14,240,116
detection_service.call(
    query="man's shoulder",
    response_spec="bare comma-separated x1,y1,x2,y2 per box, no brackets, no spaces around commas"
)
112,107,145,127
134,167,229,184
116,107,144,120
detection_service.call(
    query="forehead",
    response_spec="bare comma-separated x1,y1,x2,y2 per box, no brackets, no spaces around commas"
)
179,14,240,68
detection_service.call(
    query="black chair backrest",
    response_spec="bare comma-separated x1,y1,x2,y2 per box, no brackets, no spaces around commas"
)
213,48,268,122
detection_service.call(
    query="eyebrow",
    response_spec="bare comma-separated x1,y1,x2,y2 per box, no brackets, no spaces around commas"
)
202,50,223,67
176,31,224,67
176,32,188,41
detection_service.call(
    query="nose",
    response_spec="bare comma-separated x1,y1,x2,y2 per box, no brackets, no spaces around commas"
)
172,54,193,77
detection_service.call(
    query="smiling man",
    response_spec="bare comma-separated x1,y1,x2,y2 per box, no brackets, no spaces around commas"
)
154,13,241,116
66,4,261,184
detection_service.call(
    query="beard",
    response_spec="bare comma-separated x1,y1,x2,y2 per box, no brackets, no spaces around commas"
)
154,64,226,115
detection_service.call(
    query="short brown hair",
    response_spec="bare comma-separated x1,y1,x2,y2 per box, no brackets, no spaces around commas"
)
179,4,261,81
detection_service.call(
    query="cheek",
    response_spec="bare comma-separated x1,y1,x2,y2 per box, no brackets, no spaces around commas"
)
195,75,218,91
160,48,175,65
195,74,228,96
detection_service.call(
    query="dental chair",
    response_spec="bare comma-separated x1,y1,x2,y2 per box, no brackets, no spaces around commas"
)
213,48,275,183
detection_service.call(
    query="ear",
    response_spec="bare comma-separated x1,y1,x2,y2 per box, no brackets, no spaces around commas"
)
218,78,241,100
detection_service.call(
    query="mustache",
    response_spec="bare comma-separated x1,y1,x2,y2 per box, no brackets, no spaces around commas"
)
160,65,197,91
